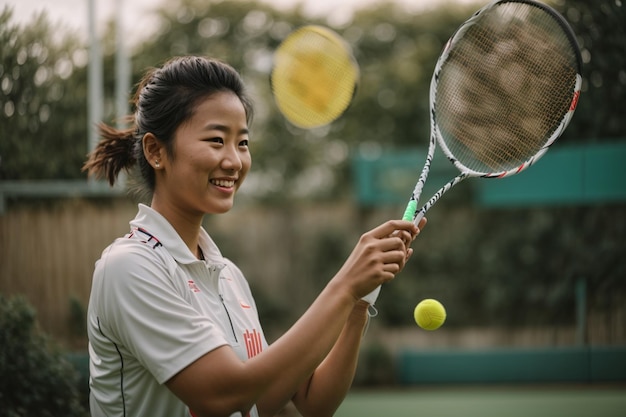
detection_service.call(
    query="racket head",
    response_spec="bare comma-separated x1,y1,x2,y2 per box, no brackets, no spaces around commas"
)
431,0,582,178
271,25,359,129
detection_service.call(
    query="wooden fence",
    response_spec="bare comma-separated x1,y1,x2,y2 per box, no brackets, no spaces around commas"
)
1,197,624,350
0,198,137,348
0,197,361,349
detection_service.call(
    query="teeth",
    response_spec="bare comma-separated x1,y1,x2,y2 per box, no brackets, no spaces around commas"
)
212,179,235,187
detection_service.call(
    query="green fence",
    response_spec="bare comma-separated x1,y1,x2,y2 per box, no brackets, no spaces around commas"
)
476,141,626,206
398,346,626,385
352,141,626,207
69,346,626,389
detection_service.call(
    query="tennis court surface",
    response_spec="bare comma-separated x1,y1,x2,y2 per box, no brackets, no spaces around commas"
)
336,386,626,417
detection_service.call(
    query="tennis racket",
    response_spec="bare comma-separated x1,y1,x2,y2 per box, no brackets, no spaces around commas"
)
401,0,582,226
270,25,359,129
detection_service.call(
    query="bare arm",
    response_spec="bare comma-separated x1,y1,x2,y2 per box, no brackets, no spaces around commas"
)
166,220,418,417
259,217,425,416
290,301,370,417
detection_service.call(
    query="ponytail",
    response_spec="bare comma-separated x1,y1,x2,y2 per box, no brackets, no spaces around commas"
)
82,122,138,186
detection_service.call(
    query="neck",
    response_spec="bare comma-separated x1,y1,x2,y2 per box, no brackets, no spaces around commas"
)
150,198,204,258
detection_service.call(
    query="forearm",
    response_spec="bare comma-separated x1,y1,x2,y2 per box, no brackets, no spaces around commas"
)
255,280,359,416
292,301,369,417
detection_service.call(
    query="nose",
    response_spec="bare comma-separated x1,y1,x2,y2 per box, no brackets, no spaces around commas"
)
221,144,243,171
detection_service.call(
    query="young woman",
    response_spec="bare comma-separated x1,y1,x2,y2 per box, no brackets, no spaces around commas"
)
83,55,425,417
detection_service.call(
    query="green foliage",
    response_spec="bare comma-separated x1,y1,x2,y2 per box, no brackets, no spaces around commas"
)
165,0,616,201
2,0,624,190
68,295,87,338
553,0,626,141
307,228,353,293
383,205,626,327
0,8,89,180
0,294,87,416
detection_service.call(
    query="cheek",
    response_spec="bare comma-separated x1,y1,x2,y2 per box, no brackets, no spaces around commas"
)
182,149,215,172
240,154,252,182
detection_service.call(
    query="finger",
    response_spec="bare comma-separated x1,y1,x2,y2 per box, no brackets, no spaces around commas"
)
405,217,427,244
377,235,409,253
369,220,418,240
382,264,400,275
390,229,412,242
379,247,410,266
398,229,414,246
417,216,427,231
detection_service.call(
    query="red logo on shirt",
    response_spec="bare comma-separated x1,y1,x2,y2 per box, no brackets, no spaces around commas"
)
244,329,263,359
187,280,200,293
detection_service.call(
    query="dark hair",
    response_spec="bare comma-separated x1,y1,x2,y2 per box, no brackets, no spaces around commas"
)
82,56,254,193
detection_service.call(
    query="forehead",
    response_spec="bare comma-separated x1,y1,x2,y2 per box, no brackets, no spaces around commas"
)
187,91,248,125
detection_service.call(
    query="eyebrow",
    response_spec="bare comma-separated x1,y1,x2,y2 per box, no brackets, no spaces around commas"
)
203,123,249,135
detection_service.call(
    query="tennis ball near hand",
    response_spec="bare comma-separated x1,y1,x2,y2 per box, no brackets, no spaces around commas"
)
414,299,446,330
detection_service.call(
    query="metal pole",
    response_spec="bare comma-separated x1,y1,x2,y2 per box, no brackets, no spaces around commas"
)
576,277,587,346
114,0,130,189
115,0,130,129
87,0,103,174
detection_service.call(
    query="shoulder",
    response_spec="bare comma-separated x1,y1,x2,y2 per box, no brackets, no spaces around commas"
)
89,233,187,337
94,233,178,292
108,227,176,265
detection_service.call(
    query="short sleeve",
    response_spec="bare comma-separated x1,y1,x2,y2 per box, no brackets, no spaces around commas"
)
93,242,229,384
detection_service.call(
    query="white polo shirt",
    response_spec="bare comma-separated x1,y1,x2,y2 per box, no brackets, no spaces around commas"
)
88,204,267,417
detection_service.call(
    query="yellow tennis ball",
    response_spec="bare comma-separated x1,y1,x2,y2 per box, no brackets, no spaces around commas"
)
271,25,359,128
414,299,446,330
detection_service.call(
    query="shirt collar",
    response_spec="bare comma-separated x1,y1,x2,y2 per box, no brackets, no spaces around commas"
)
129,204,223,265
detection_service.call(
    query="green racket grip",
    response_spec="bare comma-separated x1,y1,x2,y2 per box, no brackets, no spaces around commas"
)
402,200,418,222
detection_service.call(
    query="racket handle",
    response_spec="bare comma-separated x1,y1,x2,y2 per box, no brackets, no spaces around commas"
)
402,200,418,222
362,285,381,305
413,210,425,227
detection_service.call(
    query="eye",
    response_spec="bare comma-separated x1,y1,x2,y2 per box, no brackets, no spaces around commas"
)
204,137,224,145
239,139,249,148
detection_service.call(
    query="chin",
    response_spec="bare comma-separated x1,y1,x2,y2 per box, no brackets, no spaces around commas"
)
208,202,234,214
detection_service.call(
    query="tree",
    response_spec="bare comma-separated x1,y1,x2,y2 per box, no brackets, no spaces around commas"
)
0,294,87,416
0,7,89,180
554,0,626,141
3,0,624,186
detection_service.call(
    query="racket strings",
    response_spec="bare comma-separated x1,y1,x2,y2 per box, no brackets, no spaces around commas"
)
435,2,579,174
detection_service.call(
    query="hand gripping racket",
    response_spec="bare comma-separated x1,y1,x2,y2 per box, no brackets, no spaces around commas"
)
401,0,582,226
271,25,359,128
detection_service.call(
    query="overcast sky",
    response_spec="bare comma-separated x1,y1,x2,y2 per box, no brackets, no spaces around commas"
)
1,0,473,42
2,0,411,30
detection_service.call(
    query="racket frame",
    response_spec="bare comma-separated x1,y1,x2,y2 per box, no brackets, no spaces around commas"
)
403,0,582,226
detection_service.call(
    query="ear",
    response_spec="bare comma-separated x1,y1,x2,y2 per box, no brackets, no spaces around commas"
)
142,133,165,169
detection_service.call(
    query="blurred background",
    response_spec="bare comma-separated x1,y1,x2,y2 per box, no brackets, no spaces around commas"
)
0,0,624,415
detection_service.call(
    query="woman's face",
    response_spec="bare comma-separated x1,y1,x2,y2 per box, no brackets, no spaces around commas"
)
156,91,251,217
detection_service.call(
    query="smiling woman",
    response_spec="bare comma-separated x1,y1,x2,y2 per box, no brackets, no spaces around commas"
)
146,91,252,218
81,55,423,417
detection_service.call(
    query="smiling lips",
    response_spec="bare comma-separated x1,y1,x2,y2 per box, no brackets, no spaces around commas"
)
211,179,236,188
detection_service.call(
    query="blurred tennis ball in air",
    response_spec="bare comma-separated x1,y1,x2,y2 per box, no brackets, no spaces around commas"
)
414,299,446,330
